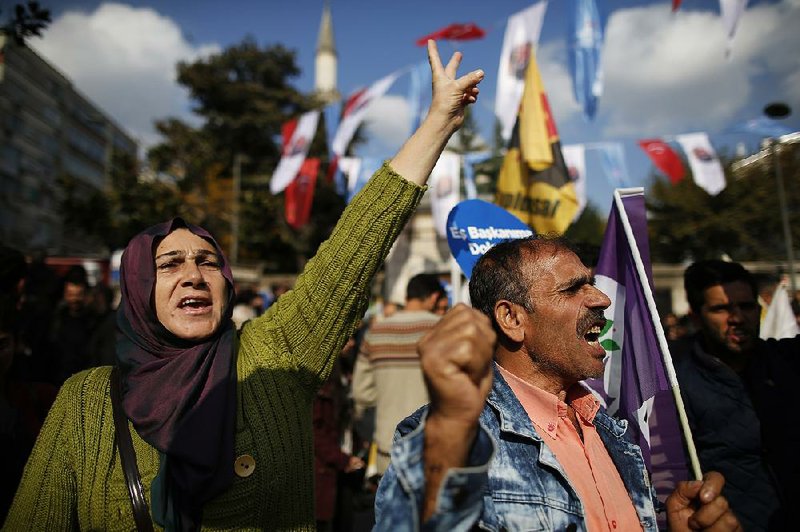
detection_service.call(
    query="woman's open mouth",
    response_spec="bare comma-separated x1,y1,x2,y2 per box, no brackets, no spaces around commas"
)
178,296,212,314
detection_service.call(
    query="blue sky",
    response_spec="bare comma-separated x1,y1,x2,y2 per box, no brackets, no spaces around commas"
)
20,0,800,215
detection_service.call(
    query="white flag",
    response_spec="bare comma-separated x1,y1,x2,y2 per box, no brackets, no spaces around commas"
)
429,152,461,237
337,156,362,194
760,282,800,340
676,132,726,196
270,110,320,193
719,0,748,54
561,144,587,222
495,1,548,143
331,71,401,157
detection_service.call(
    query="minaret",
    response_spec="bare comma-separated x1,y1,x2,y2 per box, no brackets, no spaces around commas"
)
315,0,339,104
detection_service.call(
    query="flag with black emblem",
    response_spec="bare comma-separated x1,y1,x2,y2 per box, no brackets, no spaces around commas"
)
495,49,577,234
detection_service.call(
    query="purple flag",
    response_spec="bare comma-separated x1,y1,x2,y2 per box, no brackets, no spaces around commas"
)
589,191,670,468
649,389,690,524
586,190,689,517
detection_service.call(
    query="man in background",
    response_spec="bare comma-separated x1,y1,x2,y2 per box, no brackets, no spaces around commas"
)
353,273,446,475
673,259,799,531
374,237,739,531
50,266,97,383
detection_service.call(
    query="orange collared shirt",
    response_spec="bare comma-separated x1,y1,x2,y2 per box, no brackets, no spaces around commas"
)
498,365,643,532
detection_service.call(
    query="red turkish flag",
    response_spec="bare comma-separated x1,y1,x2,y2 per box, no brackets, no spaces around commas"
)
638,139,685,184
285,158,319,229
281,119,297,150
415,23,486,46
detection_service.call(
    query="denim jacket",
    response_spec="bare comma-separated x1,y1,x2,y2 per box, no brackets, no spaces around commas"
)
374,364,660,532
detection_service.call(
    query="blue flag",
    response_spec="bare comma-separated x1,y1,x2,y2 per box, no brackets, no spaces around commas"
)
598,142,629,188
462,152,491,200
407,61,431,133
323,103,340,155
570,0,604,120
322,103,347,196
590,190,671,470
730,117,796,138
347,157,382,204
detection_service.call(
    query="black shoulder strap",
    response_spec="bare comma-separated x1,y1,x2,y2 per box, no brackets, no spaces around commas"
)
111,366,155,532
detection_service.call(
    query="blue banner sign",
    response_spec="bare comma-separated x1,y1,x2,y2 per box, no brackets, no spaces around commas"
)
446,199,533,279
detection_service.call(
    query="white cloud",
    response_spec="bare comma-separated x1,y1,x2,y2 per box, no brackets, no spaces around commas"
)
597,1,800,137
358,95,410,157
32,3,219,149
536,41,582,126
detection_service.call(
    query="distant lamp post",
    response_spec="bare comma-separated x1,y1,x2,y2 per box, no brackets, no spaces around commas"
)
763,102,795,294
764,102,791,119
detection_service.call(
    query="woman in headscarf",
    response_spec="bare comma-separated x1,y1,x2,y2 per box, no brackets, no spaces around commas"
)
4,41,483,531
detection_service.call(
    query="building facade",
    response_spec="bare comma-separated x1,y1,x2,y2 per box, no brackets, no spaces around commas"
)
0,34,137,255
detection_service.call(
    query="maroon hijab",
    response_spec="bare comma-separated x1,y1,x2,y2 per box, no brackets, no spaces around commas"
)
116,218,237,530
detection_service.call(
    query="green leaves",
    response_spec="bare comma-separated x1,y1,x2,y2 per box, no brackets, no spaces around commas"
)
647,145,800,263
1,1,51,46
601,339,620,352
145,38,341,270
599,318,620,353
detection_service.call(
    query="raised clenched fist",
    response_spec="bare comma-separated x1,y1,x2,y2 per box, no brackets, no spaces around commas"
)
419,303,496,428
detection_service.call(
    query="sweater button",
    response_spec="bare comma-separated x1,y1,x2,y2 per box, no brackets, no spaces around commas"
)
235,454,256,478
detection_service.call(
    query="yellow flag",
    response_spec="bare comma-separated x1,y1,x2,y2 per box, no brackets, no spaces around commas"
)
496,49,577,234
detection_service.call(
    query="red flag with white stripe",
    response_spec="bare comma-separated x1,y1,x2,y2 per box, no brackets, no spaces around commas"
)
271,110,320,193
331,71,400,157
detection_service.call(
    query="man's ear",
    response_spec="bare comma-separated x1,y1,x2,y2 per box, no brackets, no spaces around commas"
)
494,300,526,343
424,292,440,311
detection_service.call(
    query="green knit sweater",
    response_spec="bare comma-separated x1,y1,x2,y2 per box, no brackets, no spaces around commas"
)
3,164,424,531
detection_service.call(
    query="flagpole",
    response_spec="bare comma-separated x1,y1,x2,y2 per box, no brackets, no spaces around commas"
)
612,188,703,481
450,153,464,305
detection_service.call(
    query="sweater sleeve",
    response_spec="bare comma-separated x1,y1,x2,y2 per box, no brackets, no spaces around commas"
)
239,163,425,391
3,372,84,530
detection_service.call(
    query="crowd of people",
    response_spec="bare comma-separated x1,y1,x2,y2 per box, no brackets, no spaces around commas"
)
1,41,797,531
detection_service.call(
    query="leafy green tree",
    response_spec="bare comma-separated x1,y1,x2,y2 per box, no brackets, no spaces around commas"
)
105,151,184,248
448,107,486,154
148,37,345,271
174,38,309,171
147,119,215,192
565,203,606,265
1,1,50,45
647,142,799,263
59,150,183,251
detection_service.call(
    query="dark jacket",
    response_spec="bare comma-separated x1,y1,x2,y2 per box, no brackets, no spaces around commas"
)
672,334,799,531
313,361,351,522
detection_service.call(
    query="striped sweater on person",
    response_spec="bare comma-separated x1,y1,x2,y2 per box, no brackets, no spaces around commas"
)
3,164,424,531
352,310,440,471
